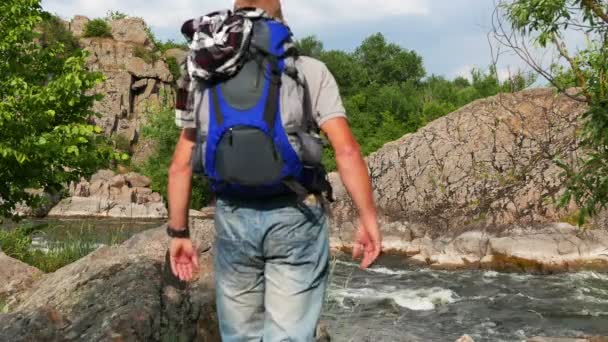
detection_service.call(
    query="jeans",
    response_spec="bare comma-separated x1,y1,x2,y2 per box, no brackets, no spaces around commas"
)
213,195,330,342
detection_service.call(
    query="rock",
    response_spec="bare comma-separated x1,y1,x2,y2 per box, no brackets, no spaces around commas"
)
77,26,173,140
330,88,588,232
127,58,172,82
315,322,331,342
134,187,153,204
456,335,475,342
164,48,188,63
528,337,602,342
0,220,332,341
109,17,152,46
11,189,61,218
0,219,218,341
89,180,110,198
125,172,152,188
0,252,42,308
90,169,116,184
69,15,89,37
109,175,126,188
189,208,215,219
71,179,91,197
47,196,168,219
131,78,149,90
49,170,165,219
453,231,489,257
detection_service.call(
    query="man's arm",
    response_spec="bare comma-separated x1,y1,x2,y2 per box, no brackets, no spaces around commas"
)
167,128,199,282
168,128,196,229
321,117,381,269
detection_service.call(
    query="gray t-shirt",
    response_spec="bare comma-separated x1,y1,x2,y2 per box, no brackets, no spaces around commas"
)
175,56,346,131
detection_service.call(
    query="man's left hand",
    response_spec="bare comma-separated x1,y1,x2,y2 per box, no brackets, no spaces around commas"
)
169,238,199,282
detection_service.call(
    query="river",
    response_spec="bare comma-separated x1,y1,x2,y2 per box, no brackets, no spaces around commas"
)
4,220,607,341
324,256,608,341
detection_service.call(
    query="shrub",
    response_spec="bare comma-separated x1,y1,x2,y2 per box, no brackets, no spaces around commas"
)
165,56,181,82
1,0,117,217
38,13,80,55
105,10,128,21
134,45,159,64
157,39,189,54
83,18,112,38
137,103,213,210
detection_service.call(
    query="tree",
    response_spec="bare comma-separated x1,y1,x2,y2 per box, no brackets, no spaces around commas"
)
0,0,116,217
295,35,324,59
494,0,608,223
354,33,426,85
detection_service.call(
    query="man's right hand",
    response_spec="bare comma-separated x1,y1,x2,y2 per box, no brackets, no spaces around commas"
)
352,218,382,269
169,238,199,282
321,117,383,269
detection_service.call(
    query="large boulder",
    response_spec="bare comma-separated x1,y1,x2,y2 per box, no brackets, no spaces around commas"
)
75,17,174,153
0,219,219,341
110,17,153,46
0,252,42,307
164,48,188,63
331,88,588,235
126,57,173,82
49,170,167,219
69,15,89,37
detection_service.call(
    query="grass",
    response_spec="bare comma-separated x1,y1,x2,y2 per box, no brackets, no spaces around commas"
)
0,221,143,273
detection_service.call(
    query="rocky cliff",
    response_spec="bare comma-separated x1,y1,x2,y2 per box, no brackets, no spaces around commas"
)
331,88,587,231
66,16,179,160
329,88,608,271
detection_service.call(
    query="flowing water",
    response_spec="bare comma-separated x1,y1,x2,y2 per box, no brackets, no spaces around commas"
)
324,256,608,341
4,220,607,341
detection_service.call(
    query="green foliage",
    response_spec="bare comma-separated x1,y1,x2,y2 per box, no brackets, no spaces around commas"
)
296,35,324,59
503,0,608,223
83,18,112,38
295,33,531,171
137,105,213,210
0,0,118,217
166,56,181,83
156,40,189,54
38,12,80,56
0,222,135,273
105,10,128,21
133,45,159,64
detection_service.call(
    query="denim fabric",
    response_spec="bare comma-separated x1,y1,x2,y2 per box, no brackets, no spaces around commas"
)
213,195,330,342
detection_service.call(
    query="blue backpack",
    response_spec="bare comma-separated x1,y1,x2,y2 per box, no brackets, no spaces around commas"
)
185,10,331,199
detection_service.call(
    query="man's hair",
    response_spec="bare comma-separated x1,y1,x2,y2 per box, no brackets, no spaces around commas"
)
234,0,284,20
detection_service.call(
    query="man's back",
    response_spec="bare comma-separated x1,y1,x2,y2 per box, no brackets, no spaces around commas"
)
166,3,381,341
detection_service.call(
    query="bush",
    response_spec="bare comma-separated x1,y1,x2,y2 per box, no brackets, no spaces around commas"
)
105,10,127,21
157,39,189,54
83,18,112,38
134,45,159,64
0,0,118,217
38,13,80,55
137,104,213,210
165,56,181,82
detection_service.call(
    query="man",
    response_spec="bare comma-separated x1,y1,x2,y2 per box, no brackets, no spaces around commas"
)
166,0,381,340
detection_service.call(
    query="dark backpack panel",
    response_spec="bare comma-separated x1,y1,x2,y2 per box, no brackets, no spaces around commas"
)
220,59,266,110
215,126,284,186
